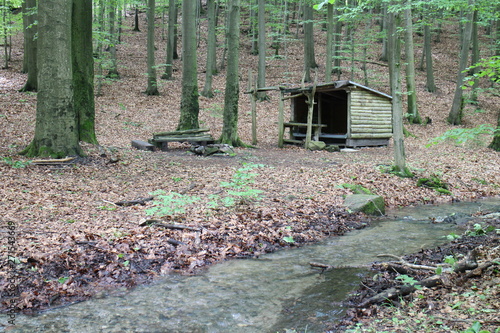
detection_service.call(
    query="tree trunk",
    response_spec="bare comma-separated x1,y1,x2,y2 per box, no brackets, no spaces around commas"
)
177,0,200,130
133,7,140,32
256,0,268,100
21,0,82,158
448,1,474,125
162,0,176,80
201,0,218,97
20,0,37,92
404,0,421,124
379,3,388,62
469,9,479,102
387,7,408,174
72,0,98,144
219,0,244,147
325,3,334,82
145,0,159,95
107,0,120,79
489,112,500,151
303,3,317,82
424,23,436,92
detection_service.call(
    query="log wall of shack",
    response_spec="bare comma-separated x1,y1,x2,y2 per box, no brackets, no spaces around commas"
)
349,89,392,139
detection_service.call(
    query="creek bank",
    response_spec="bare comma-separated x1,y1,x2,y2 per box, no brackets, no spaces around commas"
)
332,210,500,333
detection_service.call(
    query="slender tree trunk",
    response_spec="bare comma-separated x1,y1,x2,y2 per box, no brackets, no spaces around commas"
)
21,0,82,158
96,0,105,96
404,0,421,124
201,0,218,97
303,3,317,82
256,0,267,100
325,3,334,82
20,0,37,92
219,0,244,146
133,7,140,31
424,23,436,92
448,1,474,125
387,7,409,174
177,0,200,130
107,0,120,79
146,0,159,95
379,3,388,62
332,5,342,77
470,9,479,102
72,0,98,144
162,0,176,80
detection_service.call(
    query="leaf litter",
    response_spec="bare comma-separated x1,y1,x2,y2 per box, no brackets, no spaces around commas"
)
0,10,499,332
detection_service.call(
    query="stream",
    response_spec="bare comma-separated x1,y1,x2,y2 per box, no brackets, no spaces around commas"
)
3,198,500,333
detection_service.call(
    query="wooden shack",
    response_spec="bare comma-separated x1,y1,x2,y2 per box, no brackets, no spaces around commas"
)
278,80,393,148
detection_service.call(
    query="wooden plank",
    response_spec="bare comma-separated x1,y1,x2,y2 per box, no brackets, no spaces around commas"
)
283,138,303,144
131,140,155,151
283,122,327,128
153,128,210,136
350,133,392,139
152,135,214,142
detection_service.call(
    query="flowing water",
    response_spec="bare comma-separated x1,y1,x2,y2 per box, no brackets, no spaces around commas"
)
3,199,500,333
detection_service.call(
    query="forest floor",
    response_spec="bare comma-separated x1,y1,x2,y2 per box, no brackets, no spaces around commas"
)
1,10,499,332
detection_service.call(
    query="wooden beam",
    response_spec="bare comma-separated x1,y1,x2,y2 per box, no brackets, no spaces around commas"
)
278,90,285,148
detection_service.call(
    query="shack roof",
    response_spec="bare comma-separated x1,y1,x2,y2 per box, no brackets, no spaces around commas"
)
281,80,392,100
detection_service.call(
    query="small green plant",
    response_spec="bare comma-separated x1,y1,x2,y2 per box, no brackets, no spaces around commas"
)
461,321,495,333
218,163,264,205
146,190,201,217
282,236,295,243
2,157,31,168
446,232,461,241
426,125,495,147
395,274,422,290
467,223,495,236
58,277,69,284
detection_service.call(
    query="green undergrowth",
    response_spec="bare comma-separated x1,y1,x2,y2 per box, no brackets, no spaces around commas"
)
146,163,265,218
416,174,452,195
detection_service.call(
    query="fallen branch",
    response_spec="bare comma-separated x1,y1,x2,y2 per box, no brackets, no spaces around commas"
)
115,196,154,206
376,254,439,271
31,157,76,165
140,219,201,232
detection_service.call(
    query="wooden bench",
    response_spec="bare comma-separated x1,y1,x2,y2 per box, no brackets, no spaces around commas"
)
149,128,215,151
282,122,327,144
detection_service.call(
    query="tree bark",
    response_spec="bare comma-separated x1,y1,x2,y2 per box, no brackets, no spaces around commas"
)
177,0,200,130
219,0,244,147
325,3,334,82
448,1,474,125
303,3,317,82
72,0,98,144
162,0,176,80
489,112,500,151
256,0,267,101
201,0,218,98
20,0,37,92
404,0,421,124
145,0,159,95
387,7,408,174
107,0,120,79
424,22,436,92
21,0,82,158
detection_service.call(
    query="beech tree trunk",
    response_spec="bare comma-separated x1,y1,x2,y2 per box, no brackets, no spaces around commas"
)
303,3,317,82
201,0,218,97
404,1,420,124
21,0,82,158
20,0,37,92
387,8,408,174
177,0,200,130
162,0,176,80
72,0,98,144
145,0,159,95
107,0,120,79
219,0,244,147
448,1,474,125
256,0,267,101
424,23,436,92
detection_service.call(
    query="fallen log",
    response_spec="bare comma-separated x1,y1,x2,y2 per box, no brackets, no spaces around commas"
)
31,156,76,165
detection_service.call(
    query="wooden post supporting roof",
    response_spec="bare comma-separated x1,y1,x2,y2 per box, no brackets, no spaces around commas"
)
278,89,285,148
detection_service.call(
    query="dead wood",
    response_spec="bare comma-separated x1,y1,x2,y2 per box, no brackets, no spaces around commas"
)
358,275,443,307
140,219,201,232
115,196,154,206
31,157,76,165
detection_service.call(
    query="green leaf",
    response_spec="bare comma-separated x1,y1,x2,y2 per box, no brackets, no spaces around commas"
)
58,277,69,284
283,236,295,243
